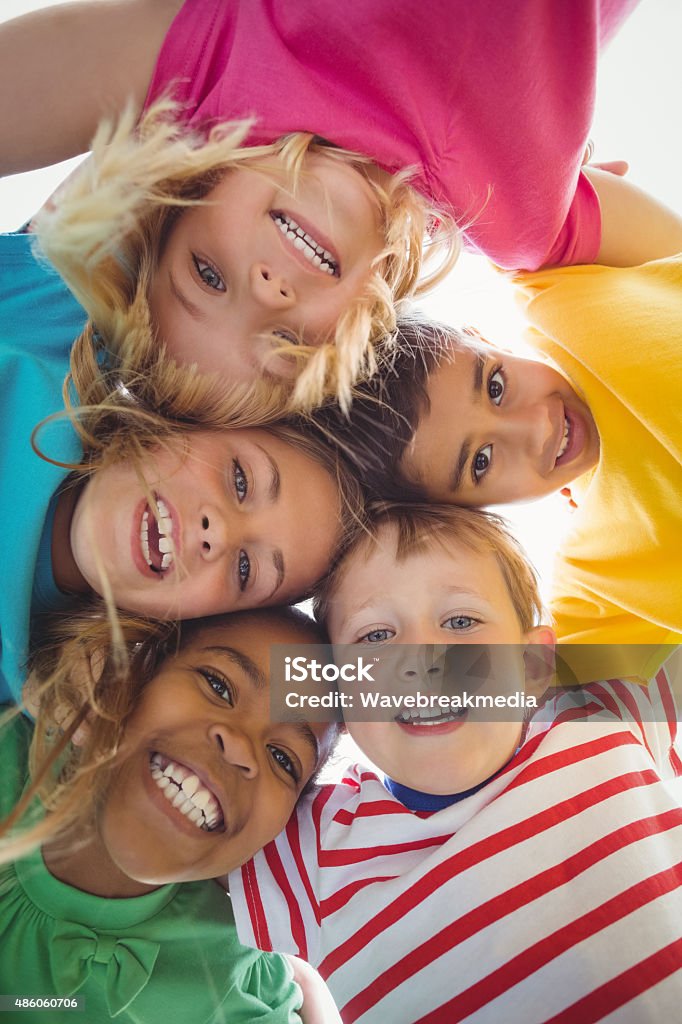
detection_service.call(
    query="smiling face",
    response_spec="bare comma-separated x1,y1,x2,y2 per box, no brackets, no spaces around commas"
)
148,155,385,380
65,428,341,618
96,617,336,885
328,525,551,794
400,341,600,505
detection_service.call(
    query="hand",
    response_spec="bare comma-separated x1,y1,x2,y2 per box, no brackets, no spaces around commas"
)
581,139,629,177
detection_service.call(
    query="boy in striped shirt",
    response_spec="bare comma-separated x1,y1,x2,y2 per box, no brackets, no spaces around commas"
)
229,504,682,1023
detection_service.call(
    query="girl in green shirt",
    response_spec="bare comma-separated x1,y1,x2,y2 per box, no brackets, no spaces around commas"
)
0,605,340,1023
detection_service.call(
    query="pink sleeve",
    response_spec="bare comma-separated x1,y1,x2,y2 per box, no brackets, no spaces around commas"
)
145,0,639,271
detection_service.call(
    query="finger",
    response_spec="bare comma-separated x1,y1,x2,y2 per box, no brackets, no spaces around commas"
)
589,159,629,177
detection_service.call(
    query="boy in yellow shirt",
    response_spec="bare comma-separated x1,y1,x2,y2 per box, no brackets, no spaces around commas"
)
317,177,682,676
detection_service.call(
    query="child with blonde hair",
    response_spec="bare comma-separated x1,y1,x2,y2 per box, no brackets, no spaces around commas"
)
0,239,364,705
226,504,682,1023
0,605,342,1023
1,0,642,408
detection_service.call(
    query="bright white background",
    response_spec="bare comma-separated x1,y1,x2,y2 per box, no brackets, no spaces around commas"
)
0,0,680,596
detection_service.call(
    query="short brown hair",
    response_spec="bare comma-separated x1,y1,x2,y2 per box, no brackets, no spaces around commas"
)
314,502,543,633
306,313,471,501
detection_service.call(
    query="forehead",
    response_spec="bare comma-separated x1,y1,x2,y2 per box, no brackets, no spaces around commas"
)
182,616,318,667
332,524,512,607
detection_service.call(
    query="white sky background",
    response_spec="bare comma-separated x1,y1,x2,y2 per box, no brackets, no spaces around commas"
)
0,0,680,594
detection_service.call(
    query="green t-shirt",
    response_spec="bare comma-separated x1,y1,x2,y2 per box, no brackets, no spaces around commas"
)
0,711,302,1023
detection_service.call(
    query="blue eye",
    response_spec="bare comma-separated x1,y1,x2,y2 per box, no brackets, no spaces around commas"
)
198,668,234,704
238,550,251,591
487,366,505,405
472,444,492,483
443,615,479,631
233,460,248,502
268,745,299,783
359,628,395,644
192,254,225,292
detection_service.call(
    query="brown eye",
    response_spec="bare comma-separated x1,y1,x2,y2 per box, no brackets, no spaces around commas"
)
473,445,492,482
487,368,505,405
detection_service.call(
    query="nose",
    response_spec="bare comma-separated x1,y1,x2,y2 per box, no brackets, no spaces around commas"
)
209,724,259,779
396,643,446,686
250,263,296,311
199,507,229,562
502,402,555,459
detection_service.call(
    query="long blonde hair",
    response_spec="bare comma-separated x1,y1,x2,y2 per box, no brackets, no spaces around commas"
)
35,100,459,412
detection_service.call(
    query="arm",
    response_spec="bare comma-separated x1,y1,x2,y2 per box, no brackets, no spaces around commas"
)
584,166,682,266
288,957,342,1024
0,0,183,176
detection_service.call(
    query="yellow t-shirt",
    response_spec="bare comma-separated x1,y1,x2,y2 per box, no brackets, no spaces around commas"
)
515,255,682,678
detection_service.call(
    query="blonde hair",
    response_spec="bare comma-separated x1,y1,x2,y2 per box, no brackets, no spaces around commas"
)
0,607,330,866
314,502,543,633
35,100,459,413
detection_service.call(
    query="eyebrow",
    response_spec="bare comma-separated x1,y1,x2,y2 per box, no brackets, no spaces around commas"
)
255,444,281,501
286,719,321,767
169,271,203,320
265,549,286,603
201,645,267,690
202,644,320,765
449,352,486,493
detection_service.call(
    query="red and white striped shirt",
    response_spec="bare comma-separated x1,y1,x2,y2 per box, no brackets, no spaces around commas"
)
230,664,682,1023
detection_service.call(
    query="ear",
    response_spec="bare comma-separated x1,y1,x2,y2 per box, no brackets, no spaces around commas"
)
523,625,556,698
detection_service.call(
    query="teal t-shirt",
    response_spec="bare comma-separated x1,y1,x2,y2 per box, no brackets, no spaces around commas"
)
0,233,86,704
0,711,303,1023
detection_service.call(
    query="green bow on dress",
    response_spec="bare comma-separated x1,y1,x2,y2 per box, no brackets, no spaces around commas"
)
50,921,160,1017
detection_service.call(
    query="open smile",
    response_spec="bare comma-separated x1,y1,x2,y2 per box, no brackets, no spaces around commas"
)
135,494,179,578
149,752,225,833
553,406,586,469
270,210,340,277
395,707,468,734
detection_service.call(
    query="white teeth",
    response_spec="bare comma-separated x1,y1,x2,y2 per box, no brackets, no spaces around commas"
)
272,212,338,275
191,789,211,811
556,417,571,461
396,707,466,725
150,756,223,832
181,775,200,798
139,500,175,572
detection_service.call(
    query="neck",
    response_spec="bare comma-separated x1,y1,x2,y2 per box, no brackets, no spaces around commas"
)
43,823,158,899
52,480,90,596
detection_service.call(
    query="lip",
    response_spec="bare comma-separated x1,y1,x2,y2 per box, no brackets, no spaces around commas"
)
553,404,587,470
270,209,341,278
142,750,228,841
131,493,182,581
395,712,469,737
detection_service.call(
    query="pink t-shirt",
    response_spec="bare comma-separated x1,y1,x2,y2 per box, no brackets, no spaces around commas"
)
146,0,638,271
